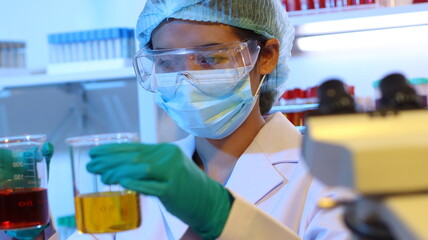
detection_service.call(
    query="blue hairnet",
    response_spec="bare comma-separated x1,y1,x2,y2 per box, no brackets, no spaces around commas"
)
136,0,295,102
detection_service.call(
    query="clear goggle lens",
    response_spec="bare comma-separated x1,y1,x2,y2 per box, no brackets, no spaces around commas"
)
133,40,260,98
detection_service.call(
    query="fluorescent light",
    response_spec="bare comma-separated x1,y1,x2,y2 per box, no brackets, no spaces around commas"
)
297,11,428,36
296,25,428,51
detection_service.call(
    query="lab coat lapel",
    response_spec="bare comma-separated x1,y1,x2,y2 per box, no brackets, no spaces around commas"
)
171,134,195,159
159,203,188,240
225,112,302,204
161,113,302,239
255,112,302,165
225,150,284,204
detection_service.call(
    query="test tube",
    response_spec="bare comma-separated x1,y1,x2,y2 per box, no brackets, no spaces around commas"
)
300,0,309,10
4,42,11,68
92,30,101,60
0,42,4,68
74,32,84,62
52,34,64,63
110,28,121,59
17,42,25,68
4,42,12,68
120,28,129,58
104,29,113,59
61,33,72,63
54,34,61,63
81,31,90,61
59,33,66,63
58,34,66,63
87,30,95,61
69,32,79,62
87,30,96,61
96,29,107,60
11,42,18,67
128,29,136,58
104,29,111,59
2,42,7,67
48,34,57,64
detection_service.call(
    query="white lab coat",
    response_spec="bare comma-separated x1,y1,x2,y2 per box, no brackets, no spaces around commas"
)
68,112,353,240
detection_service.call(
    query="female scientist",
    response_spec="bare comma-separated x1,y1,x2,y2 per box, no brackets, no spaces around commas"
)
69,0,351,239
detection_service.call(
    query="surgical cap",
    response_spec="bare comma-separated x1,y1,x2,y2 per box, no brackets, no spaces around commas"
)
136,0,295,102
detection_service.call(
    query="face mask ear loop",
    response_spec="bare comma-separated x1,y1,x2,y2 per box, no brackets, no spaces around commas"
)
253,74,267,97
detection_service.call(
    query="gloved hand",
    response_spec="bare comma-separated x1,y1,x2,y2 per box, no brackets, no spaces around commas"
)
0,148,26,186
41,142,54,180
87,143,233,240
0,142,54,187
4,224,50,240
1,142,54,240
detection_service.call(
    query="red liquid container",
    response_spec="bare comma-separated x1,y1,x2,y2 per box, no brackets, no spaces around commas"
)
0,134,50,230
0,188,49,230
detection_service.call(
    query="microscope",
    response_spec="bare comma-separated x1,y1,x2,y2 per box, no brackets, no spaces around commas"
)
302,73,428,240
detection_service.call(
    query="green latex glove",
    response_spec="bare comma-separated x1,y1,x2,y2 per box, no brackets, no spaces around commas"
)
0,142,53,187
42,142,54,180
0,148,26,187
1,142,54,240
4,224,49,240
87,143,233,240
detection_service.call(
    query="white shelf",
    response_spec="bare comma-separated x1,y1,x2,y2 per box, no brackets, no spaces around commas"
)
0,67,135,89
289,3,428,25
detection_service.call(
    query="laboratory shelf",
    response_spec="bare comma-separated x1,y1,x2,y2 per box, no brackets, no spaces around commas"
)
289,2,428,26
0,67,135,89
270,103,319,113
1,4,427,89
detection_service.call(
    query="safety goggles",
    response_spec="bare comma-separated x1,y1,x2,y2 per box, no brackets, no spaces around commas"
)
133,40,260,98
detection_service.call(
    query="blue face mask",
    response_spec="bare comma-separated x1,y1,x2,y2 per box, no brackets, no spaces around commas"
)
154,69,264,139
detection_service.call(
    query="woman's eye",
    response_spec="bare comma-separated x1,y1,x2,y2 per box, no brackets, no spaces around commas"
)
157,58,173,70
155,58,179,73
197,56,227,67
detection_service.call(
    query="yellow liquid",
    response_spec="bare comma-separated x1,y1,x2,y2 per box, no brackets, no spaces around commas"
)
74,191,141,233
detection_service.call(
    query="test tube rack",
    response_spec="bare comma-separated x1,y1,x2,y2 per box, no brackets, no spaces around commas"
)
0,41,28,77
46,28,136,75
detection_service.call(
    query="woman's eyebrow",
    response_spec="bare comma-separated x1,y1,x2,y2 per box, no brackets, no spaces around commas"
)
154,42,228,50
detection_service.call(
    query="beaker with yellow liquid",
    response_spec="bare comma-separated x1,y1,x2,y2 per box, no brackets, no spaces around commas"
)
66,133,141,234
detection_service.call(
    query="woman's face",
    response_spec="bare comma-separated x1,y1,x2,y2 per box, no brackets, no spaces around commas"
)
151,19,262,95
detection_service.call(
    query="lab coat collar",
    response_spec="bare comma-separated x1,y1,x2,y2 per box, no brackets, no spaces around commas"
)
256,112,302,164
166,113,302,238
225,112,303,204
171,134,195,159
172,112,302,164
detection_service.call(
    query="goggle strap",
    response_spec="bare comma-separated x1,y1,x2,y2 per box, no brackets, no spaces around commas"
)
151,62,157,91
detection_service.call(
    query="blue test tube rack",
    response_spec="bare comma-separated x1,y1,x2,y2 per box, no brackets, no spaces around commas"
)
46,28,136,75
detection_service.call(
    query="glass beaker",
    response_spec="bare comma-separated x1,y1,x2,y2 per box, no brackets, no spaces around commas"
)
66,132,141,234
0,134,50,230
